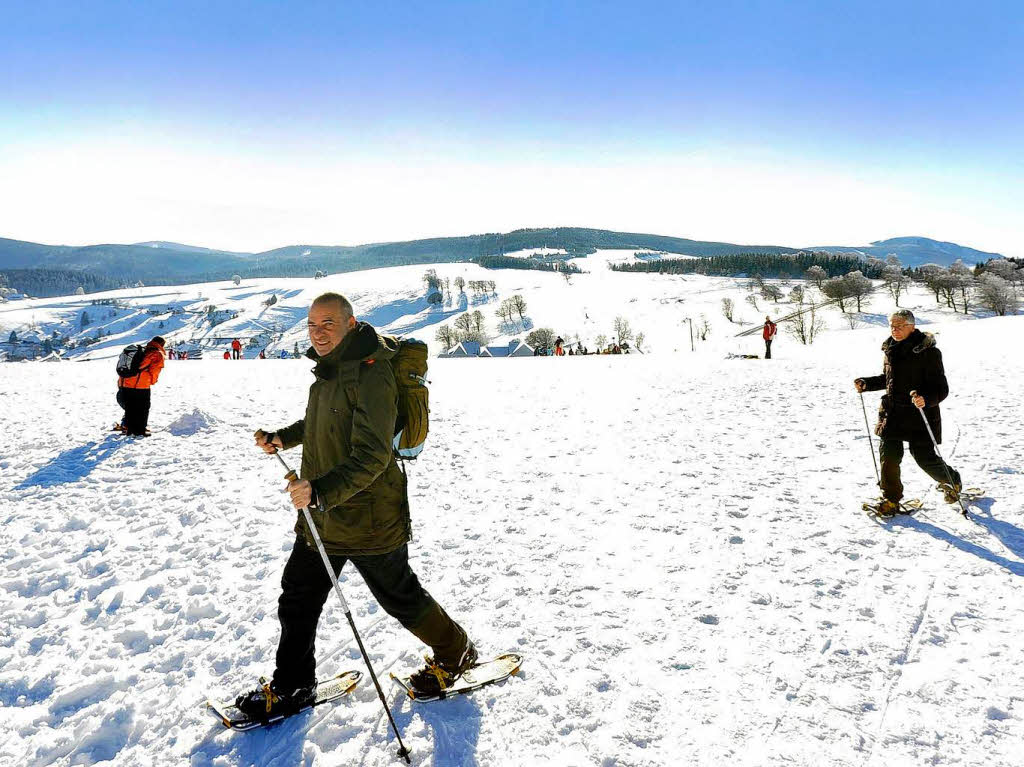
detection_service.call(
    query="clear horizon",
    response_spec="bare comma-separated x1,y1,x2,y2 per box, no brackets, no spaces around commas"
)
1,1,1022,258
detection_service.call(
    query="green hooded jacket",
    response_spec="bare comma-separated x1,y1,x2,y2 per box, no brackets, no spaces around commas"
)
276,322,410,556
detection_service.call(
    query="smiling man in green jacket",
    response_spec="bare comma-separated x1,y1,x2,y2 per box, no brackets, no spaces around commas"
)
235,292,476,717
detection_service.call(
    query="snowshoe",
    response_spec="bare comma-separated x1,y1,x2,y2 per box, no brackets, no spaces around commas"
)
863,498,922,518
406,641,479,699
234,677,317,719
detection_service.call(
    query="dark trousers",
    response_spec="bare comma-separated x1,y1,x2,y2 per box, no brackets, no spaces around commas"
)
273,537,468,690
764,339,773,359
116,387,151,435
879,437,961,502
232,349,241,359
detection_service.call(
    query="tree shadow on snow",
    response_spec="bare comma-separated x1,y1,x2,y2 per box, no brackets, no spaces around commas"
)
15,436,129,490
886,500,1024,577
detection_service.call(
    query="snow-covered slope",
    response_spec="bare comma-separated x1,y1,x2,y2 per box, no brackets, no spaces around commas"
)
2,268,1023,766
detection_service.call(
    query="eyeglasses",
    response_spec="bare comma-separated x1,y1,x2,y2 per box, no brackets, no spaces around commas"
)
889,323,910,330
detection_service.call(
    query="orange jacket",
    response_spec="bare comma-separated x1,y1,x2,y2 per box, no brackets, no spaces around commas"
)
118,343,165,389
231,339,242,351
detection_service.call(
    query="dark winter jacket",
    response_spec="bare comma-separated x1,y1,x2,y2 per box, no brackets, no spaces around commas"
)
860,329,948,443
276,322,409,556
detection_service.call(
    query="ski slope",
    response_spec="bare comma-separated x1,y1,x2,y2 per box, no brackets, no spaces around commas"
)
2,268,1023,766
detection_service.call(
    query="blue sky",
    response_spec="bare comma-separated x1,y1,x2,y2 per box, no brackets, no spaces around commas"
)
1,0,1022,256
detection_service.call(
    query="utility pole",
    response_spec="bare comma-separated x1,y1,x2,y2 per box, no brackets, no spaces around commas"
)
684,318,694,352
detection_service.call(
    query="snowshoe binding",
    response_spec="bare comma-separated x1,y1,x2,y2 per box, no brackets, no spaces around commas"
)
407,641,479,699
938,482,963,504
863,498,922,518
234,677,316,719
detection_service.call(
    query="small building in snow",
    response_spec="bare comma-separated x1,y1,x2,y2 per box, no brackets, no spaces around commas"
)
447,341,482,358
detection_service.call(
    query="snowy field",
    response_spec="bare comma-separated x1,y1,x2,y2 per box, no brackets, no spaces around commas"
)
2,269,1024,767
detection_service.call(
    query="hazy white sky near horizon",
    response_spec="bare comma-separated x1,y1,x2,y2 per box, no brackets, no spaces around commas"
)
1,1,1021,258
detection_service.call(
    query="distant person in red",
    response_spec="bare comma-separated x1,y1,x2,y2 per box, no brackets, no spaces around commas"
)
117,336,165,437
231,338,242,359
763,316,778,359
223,350,231,360
554,336,565,356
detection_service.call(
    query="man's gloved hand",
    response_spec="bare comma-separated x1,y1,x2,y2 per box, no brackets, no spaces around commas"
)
854,378,866,393
254,429,283,454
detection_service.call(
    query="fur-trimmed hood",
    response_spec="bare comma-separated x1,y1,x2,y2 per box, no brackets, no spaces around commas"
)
881,329,936,355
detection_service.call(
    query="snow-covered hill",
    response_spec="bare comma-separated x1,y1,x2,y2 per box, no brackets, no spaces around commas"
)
2,265,1023,766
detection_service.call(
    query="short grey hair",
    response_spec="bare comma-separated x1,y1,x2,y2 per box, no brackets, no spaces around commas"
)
312,292,354,318
890,309,915,324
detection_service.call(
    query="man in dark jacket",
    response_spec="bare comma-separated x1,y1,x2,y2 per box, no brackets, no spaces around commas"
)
236,292,475,717
855,309,962,514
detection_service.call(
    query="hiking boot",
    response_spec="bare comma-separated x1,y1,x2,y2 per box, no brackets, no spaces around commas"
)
877,499,900,517
234,677,316,718
938,482,962,504
408,641,478,697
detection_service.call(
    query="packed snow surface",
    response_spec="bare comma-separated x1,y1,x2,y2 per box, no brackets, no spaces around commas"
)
2,269,1023,766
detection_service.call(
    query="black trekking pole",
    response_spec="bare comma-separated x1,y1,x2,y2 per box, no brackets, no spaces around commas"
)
909,390,969,519
857,390,881,487
271,451,411,763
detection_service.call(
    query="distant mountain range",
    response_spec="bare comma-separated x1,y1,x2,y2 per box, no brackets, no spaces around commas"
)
0,229,1002,296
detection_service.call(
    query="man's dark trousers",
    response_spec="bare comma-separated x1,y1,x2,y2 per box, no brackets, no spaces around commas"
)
116,387,151,435
879,437,961,502
764,339,773,359
273,537,468,690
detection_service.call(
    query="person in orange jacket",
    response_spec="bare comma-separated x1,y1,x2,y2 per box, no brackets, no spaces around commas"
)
231,337,242,360
223,350,231,359
117,336,166,437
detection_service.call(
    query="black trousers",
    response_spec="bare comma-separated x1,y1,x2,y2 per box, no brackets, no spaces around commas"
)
764,339,773,359
232,348,241,359
273,537,468,690
879,437,961,502
116,387,151,435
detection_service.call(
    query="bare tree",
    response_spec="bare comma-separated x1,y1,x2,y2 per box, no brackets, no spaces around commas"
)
471,310,485,332
842,270,874,312
613,316,634,345
697,314,710,341
949,259,975,314
721,298,735,322
761,284,783,303
510,294,527,321
977,273,1018,316
804,265,827,289
785,294,825,345
789,285,805,303
434,325,455,351
821,276,852,313
882,265,909,306
594,333,608,351
634,332,645,351
495,299,513,326
745,294,759,312
453,313,474,340
454,276,466,293
526,327,555,352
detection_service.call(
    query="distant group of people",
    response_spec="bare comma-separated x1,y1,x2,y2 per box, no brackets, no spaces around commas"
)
540,337,630,356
